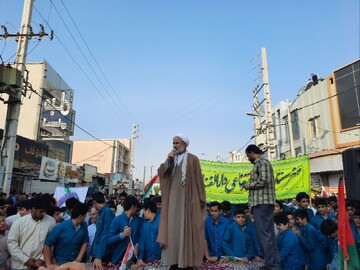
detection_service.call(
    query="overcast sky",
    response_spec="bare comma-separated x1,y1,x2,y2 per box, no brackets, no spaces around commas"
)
1,0,359,182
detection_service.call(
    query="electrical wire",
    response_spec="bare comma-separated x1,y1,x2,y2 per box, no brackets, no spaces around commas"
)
59,0,135,125
27,84,137,167
73,146,112,164
44,1,132,128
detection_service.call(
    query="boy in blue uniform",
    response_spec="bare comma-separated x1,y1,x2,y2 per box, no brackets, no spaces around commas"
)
107,195,142,264
293,192,314,220
274,213,302,270
320,219,338,270
134,200,161,268
92,192,115,269
204,201,229,261
310,198,335,231
294,209,327,270
310,197,335,263
44,203,89,268
351,209,360,258
220,201,233,223
222,208,254,263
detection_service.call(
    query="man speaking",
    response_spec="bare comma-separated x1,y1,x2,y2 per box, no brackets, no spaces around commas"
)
157,134,206,270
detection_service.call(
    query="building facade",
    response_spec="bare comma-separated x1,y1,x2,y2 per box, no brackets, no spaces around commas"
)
257,59,360,194
0,61,75,192
72,139,131,193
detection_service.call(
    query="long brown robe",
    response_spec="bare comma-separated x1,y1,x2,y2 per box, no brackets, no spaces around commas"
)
157,153,206,268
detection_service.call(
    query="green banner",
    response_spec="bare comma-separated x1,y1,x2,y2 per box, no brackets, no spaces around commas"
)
200,155,310,204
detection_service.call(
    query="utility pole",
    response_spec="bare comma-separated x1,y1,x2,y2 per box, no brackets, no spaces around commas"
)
287,99,296,158
129,124,138,195
1,0,34,195
142,166,146,187
109,140,116,196
251,86,261,146
261,47,276,161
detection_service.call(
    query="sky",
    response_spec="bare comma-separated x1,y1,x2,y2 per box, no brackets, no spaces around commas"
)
1,1,359,182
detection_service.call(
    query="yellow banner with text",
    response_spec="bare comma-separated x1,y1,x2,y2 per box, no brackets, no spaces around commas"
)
200,155,310,204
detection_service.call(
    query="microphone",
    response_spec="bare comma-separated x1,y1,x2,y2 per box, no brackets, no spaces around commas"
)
168,148,177,164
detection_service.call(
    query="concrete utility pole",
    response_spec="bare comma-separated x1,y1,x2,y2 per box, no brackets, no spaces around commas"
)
129,124,138,195
109,140,116,196
1,0,34,195
261,48,276,161
252,86,261,146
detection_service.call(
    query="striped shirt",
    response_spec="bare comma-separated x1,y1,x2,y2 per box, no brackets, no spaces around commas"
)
248,156,276,207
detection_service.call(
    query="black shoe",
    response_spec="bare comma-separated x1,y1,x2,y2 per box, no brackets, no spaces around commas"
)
170,265,179,270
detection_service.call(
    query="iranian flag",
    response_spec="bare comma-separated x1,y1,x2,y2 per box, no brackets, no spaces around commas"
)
338,176,360,270
141,175,158,201
119,239,135,270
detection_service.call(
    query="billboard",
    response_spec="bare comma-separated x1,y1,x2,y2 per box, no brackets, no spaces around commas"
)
39,156,80,183
40,90,75,138
0,129,48,164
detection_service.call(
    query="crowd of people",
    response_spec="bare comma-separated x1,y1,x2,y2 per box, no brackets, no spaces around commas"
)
0,137,358,270
0,189,359,270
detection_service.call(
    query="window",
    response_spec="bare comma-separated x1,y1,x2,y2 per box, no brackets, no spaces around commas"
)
335,60,360,129
308,116,320,138
291,110,300,140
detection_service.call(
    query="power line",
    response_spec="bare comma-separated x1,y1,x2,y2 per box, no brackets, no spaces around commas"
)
73,146,112,164
59,0,135,125
32,3,132,128
293,84,358,111
28,84,113,148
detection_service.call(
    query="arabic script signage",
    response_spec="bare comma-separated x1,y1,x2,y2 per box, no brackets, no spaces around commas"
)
0,129,48,164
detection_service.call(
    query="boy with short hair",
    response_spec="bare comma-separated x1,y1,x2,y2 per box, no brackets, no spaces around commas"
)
294,209,327,270
274,213,302,270
204,201,229,261
220,201,233,223
320,219,338,270
107,195,142,265
135,201,161,268
285,211,296,233
222,208,254,263
311,197,335,231
293,192,314,219
43,203,89,267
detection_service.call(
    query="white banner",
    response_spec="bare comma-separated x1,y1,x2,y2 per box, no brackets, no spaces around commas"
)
54,186,88,207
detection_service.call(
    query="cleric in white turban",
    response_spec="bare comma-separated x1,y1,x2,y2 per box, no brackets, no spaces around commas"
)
157,134,206,269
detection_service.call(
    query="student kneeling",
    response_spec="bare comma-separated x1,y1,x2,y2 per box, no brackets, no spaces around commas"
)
43,203,89,269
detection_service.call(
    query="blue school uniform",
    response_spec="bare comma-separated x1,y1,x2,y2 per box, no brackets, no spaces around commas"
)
107,212,142,264
45,219,89,264
246,219,263,258
351,223,360,258
138,213,161,261
92,205,114,260
205,215,229,258
277,228,302,270
298,223,327,270
222,222,255,260
310,212,335,263
327,236,338,270
310,213,336,231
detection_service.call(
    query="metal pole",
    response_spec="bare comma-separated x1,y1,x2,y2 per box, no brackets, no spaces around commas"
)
1,0,34,195
261,47,276,161
129,124,138,195
109,140,116,196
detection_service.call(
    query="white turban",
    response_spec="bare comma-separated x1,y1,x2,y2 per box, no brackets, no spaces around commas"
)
174,133,189,146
